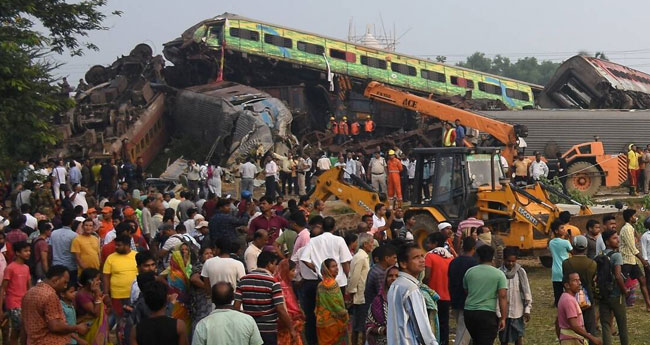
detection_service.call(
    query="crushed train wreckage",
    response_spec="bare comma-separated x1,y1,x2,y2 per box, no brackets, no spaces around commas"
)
52,14,650,179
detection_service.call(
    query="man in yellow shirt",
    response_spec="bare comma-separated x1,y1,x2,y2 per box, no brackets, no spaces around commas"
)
103,234,137,319
70,219,100,275
628,144,640,195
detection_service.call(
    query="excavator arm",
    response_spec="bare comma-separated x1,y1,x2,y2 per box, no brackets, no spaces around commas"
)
363,81,522,162
309,167,387,215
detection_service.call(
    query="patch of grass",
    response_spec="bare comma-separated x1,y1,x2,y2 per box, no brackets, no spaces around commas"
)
328,206,355,215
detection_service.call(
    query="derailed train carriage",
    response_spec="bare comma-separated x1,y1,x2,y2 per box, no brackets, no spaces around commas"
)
538,55,650,109
162,13,542,140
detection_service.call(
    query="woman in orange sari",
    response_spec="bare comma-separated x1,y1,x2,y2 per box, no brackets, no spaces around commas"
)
274,259,305,345
316,258,350,345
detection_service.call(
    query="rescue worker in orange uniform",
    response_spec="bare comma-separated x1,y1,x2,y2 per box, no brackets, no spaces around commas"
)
364,114,375,139
339,116,349,136
329,116,339,135
350,119,361,138
387,149,404,207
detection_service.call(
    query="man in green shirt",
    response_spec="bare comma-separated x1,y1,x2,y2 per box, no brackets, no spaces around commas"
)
193,282,263,345
463,245,508,345
274,212,305,259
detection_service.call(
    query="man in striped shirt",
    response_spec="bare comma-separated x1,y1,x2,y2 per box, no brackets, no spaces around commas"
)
234,251,296,345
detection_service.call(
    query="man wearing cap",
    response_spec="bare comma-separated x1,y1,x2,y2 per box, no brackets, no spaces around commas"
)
562,235,598,340
438,222,458,258
195,221,211,248
98,206,114,240
387,150,404,207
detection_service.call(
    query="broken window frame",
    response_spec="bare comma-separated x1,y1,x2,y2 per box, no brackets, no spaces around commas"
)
264,34,292,48
450,76,474,89
361,56,387,70
390,62,417,76
229,27,260,41
329,48,356,63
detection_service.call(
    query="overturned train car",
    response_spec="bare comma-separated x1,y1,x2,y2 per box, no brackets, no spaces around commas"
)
538,55,650,109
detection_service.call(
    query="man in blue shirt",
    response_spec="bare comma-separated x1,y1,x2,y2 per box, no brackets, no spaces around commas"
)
387,243,438,345
454,119,466,147
50,210,79,284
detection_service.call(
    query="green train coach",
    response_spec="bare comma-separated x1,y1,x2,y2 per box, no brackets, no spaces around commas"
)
164,13,540,110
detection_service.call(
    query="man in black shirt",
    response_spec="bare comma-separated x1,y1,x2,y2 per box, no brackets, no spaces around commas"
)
448,237,478,345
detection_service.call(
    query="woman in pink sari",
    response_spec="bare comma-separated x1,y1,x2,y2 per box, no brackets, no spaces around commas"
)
274,259,305,345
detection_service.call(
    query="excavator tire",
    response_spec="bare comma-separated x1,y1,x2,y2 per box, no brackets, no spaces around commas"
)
565,161,602,197
411,212,438,249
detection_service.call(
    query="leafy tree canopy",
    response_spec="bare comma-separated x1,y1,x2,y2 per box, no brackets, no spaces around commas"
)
0,0,118,172
453,52,561,86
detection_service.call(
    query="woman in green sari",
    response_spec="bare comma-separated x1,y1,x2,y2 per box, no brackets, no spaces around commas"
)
315,258,350,345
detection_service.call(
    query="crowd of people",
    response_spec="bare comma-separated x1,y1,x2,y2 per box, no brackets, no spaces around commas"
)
1,152,650,345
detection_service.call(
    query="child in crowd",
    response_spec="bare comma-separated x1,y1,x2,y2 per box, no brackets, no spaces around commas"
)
60,282,84,345
499,247,532,345
0,241,32,345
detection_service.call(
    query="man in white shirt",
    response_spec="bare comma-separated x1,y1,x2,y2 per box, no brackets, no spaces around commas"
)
244,229,268,272
300,216,352,285
367,152,387,194
70,184,88,213
264,156,278,200
201,239,246,289
51,159,67,200
240,157,257,195
528,152,549,181
344,153,357,182
21,204,37,230
316,153,331,172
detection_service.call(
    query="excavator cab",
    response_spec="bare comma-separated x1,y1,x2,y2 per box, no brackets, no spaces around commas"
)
408,147,505,244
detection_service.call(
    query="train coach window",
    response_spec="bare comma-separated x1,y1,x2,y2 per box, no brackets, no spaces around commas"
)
506,88,530,101
450,76,474,89
229,28,260,41
329,48,356,62
421,69,446,82
264,34,292,48
361,56,387,69
391,62,416,76
478,82,502,95
297,41,325,55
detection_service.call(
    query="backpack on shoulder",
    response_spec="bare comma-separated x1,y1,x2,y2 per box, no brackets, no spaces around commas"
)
594,250,617,300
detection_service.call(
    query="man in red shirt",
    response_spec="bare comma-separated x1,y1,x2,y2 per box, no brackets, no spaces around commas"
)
0,241,32,345
101,223,132,266
249,196,289,249
424,232,454,345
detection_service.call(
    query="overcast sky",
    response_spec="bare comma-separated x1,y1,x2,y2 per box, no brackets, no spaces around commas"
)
55,0,650,83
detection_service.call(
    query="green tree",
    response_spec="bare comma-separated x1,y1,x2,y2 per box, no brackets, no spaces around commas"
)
0,0,117,171
456,51,561,86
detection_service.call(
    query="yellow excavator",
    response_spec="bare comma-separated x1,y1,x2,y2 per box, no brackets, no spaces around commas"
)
310,82,616,265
